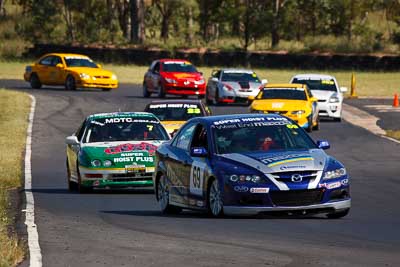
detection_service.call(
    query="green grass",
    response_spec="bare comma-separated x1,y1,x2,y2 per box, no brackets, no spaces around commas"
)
1,61,400,97
0,89,30,267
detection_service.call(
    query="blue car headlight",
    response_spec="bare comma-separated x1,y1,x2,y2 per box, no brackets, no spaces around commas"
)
226,174,261,183
323,168,346,180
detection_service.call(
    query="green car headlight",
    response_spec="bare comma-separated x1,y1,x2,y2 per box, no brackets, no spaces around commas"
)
91,159,102,167
103,160,112,167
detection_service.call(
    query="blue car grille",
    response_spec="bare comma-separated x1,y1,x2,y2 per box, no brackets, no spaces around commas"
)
271,171,318,183
270,189,324,206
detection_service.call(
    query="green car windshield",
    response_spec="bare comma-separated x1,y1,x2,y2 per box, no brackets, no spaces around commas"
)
214,123,316,154
83,118,169,143
145,103,204,121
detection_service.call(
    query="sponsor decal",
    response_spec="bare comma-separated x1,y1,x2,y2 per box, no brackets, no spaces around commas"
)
104,143,158,155
149,103,199,109
233,185,249,192
267,157,313,167
104,118,159,124
196,200,204,207
114,156,153,163
125,163,146,173
212,117,290,130
279,165,306,170
250,187,270,193
319,181,341,189
259,153,312,166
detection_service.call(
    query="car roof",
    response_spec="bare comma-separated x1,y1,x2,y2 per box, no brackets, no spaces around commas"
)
291,74,336,80
264,83,306,89
158,59,191,63
41,53,90,58
194,113,285,124
146,99,203,105
219,68,255,72
87,112,157,120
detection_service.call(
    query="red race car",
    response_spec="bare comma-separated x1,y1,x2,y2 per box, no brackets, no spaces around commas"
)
143,59,206,98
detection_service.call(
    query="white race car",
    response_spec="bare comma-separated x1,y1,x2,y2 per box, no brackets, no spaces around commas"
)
290,74,347,122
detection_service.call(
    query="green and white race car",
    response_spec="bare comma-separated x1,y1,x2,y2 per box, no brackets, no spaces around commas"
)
66,112,170,192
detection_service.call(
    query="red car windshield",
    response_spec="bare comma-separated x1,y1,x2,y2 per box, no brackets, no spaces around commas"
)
162,61,198,73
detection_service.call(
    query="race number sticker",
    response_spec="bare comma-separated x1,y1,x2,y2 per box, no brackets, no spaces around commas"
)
190,161,207,196
272,102,284,108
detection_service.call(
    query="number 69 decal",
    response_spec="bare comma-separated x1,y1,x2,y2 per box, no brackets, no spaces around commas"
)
190,161,207,196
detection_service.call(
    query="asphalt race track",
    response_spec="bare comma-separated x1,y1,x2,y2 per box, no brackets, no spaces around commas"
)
2,80,400,267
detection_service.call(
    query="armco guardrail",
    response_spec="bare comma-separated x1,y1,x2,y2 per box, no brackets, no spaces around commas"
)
24,44,400,70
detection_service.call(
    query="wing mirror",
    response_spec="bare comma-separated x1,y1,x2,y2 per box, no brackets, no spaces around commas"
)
170,129,178,138
248,95,255,101
211,77,219,82
317,140,330,150
56,63,64,69
190,147,208,157
97,64,102,68
66,135,79,145
261,79,268,84
340,87,348,93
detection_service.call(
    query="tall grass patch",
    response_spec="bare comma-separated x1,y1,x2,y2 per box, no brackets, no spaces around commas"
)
0,89,30,266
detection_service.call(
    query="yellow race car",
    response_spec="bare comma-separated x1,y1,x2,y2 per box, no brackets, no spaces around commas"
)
23,53,118,91
249,83,319,132
144,99,211,135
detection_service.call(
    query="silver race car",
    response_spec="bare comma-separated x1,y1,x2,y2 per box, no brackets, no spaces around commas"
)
206,69,267,105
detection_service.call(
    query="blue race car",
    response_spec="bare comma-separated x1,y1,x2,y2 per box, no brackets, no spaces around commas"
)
153,114,350,218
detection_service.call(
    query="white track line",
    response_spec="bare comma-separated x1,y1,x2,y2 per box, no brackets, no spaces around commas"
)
24,94,42,267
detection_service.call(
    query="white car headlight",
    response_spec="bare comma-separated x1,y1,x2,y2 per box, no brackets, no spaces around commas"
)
195,79,205,84
79,73,90,80
228,174,261,183
323,168,346,180
111,74,117,80
329,94,340,103
291,110,305,115
165,78,177,84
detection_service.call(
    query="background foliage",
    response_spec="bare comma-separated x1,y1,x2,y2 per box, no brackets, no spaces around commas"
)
1,0,400,58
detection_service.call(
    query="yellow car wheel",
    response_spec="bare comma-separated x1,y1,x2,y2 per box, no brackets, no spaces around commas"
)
29,73,42,89
65,75,76,91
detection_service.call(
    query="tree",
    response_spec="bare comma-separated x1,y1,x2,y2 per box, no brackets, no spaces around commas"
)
153,0,180,40
130,0,145,43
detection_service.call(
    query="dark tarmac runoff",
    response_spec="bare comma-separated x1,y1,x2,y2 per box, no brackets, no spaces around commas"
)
1,79,399,267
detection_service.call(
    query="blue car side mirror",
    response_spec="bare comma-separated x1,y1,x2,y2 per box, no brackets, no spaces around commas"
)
191,147,208,157
317,140,330,150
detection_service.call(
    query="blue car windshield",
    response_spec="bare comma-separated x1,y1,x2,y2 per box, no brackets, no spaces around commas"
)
83,118,169,143
292,78,337,91
260,88,307,100
213,123,316,154
221,72,260,83
64,57,98,68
